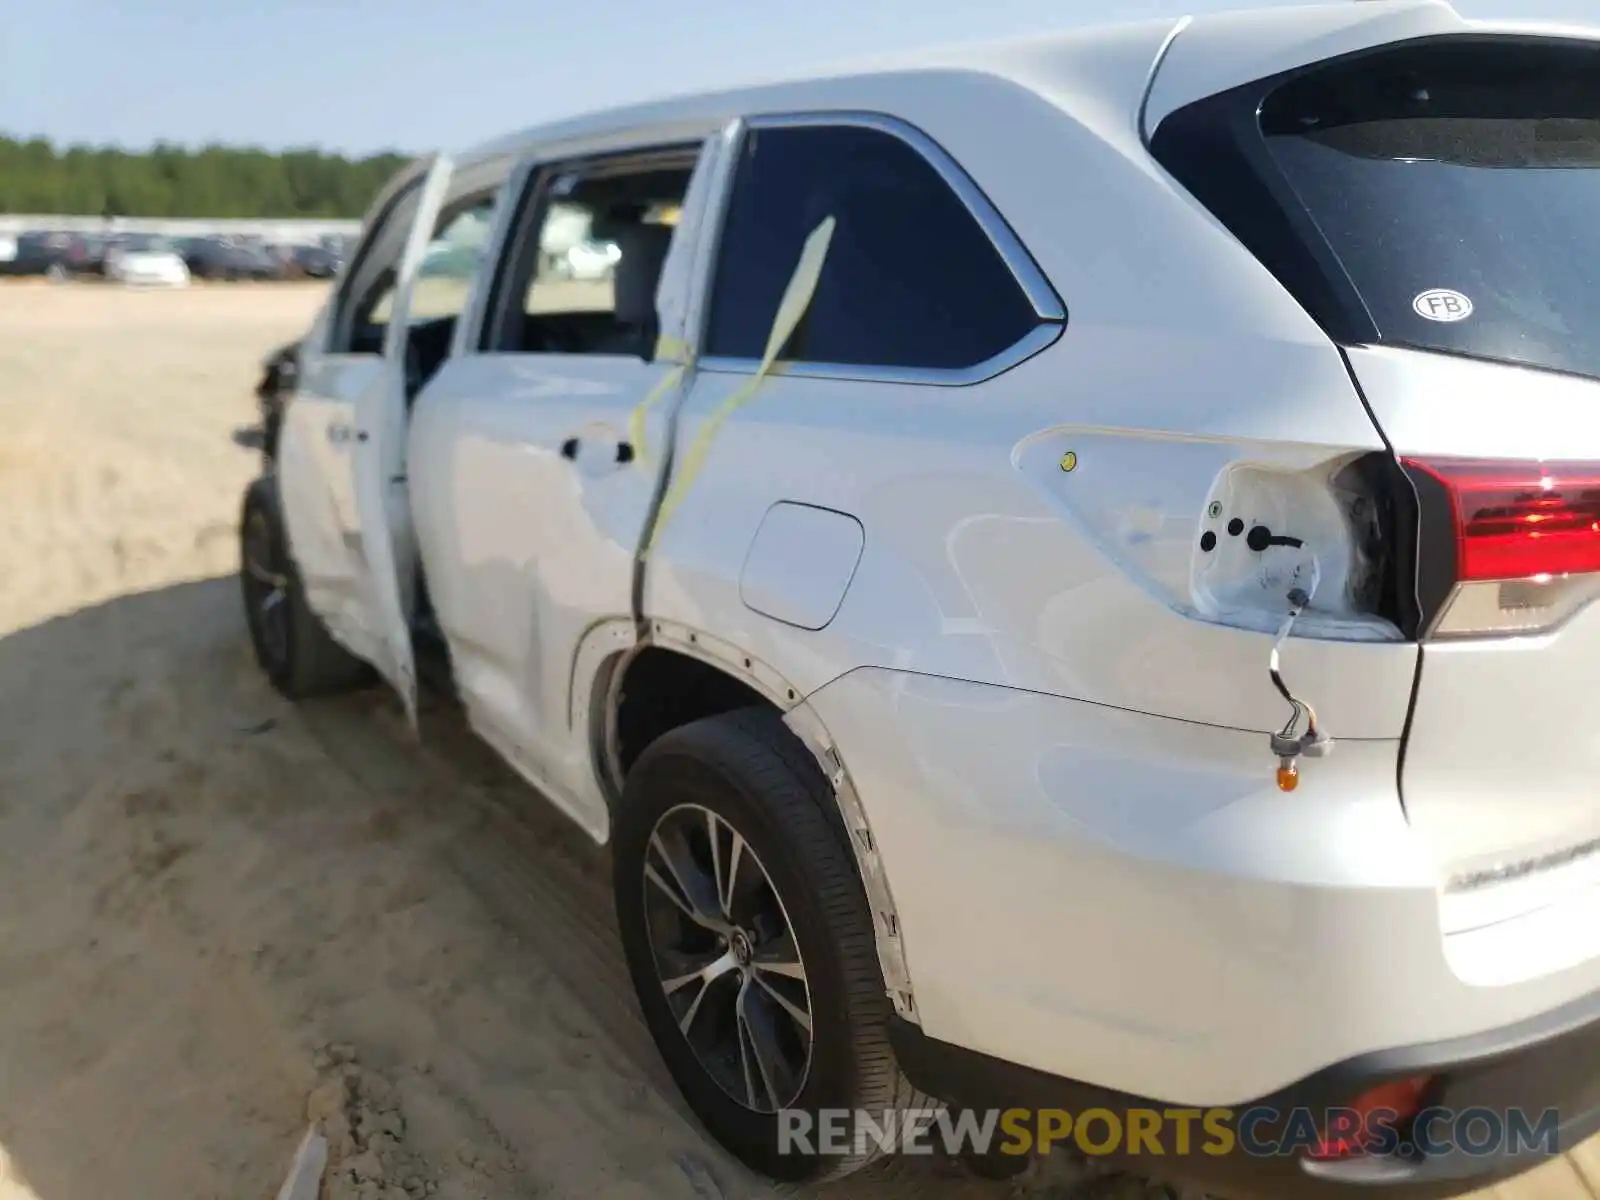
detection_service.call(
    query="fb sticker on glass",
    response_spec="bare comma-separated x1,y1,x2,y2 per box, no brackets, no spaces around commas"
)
1413,288,1474,323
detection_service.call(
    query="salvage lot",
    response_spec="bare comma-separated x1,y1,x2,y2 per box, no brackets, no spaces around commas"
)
0,279,1590,1200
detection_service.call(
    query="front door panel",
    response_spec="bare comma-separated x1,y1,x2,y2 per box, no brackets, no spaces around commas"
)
351,155,455,727
282,354,387,666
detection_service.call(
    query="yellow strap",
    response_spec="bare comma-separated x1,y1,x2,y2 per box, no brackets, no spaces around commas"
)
627,333,691,467
648,216,836,548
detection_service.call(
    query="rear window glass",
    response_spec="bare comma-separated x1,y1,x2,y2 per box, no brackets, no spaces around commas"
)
704,123,1042,370
1261,39,1600,380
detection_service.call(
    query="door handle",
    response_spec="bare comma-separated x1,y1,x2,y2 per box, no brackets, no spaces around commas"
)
327,422,350,444
559,437,633,465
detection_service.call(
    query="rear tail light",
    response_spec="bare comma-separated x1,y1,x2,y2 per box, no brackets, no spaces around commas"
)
1404,457,1600,638
1308,1074,1434,1162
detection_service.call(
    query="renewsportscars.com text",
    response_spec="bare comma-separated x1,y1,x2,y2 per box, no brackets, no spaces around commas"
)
777,1106,1562,1160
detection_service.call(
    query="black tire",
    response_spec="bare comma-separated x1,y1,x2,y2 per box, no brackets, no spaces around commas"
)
613,708,920,1184
261,414,282,466
239,477,373,699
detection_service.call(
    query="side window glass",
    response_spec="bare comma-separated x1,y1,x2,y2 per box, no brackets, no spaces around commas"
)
369,194,499,326
704,124,1041,371
487,157,695,357
330,182,421,355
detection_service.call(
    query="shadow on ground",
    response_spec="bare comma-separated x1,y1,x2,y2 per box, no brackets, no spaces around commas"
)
0,576,1138,1199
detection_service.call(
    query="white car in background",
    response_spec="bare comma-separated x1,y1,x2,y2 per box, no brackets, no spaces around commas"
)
105,235,190,287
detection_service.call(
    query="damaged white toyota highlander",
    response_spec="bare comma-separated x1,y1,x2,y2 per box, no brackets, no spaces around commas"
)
239,2,1600,1194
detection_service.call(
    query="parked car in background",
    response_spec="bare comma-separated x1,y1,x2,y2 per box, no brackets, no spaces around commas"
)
289,243,341,279
0,231,103,280
179,236,283,281
418,239,485,279
104,234,189,287
244,240,289,280
75,234,112,277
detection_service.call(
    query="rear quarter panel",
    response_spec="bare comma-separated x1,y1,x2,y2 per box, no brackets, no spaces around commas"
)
1346,347,1600,970
645,62,1414,738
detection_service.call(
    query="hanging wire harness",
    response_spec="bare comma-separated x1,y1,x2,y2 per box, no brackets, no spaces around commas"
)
1267,557,1335,791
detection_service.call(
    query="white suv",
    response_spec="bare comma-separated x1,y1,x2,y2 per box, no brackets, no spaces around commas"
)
241,3,1600,1194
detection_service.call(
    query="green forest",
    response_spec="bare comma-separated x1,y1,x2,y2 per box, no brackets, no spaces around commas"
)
0,136,411,219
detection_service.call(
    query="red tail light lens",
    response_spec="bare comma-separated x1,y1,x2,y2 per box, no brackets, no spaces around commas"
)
1407,458,1600,581
1404,458,1600,638
1309,1074,1433,1161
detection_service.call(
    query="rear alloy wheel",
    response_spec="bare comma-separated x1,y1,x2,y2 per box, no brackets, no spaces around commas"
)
239,477,373,699
642,802,815,1114
614,708,923,1183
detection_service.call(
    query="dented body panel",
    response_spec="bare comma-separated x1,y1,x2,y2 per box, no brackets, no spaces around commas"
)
644,73,1415,737
648,360,1414,738
802,665,1600,1101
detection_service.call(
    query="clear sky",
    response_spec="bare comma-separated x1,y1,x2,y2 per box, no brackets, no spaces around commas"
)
2,0,1594,155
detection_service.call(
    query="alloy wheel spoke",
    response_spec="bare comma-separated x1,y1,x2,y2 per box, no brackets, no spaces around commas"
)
737,979,796,1111
671,949,739,1035
645,829,727,933
736,1005,761,1109
751,930,807,983
678,978,710,1034
659,946,739,998
752,970,812,1034
706,809,728,919
714,817,747,921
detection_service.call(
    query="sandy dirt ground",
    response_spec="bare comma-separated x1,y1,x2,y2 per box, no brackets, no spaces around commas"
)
0,280,1590,1200
0,280,1143,1200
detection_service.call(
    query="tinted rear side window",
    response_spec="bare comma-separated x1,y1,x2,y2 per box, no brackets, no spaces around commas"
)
704,123,1041,370
1155,38,1600,382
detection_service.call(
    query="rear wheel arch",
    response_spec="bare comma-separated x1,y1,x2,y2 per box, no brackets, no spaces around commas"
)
591,624,918,1022
600,632,794,792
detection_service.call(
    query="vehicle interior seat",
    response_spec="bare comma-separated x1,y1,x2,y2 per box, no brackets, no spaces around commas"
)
601,219,675,358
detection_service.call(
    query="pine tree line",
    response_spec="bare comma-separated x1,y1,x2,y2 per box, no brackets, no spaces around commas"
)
0,136,412,219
